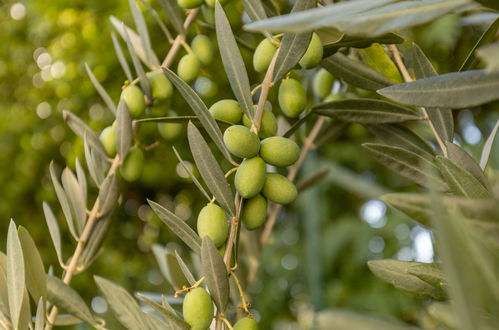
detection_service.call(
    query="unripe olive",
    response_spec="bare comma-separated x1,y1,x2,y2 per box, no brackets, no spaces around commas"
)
178,0,204,9
241,195,267,230
209,99,242,124
278,78,306,118
146,71,173,100
191,35,215,65
223,125,260,159
195,77,218,98
299,33,323,69
313,68,334,99
177,54,200,83
262,173,297,205
121,85,145,118
242,111,277,139
253,38,277,73
197,204,228,248
182,287,214,330
99,126,116,157
323,93,345,102
260,137,300,167
205,0,228,7
120,146,144,182
234,317,259,330
235,157,266,199
158,111,183,141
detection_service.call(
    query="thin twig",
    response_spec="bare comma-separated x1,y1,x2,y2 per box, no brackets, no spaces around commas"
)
162,9,199,68
223,196,243,272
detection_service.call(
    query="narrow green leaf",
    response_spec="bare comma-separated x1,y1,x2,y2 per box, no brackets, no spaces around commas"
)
435,156,491,198
111,32,133,82
46,275,97,325
151,245,189,290
215,3,253,119
83,133,107,187
97,174,118,219
297,168,330,192
85,64,117,115
158,0,185,36
135,115,232,130
407,263,446,291
172,146,211,201
242,0,267,22
283,111,314,138
174,250,197,286
316,309,415,330
426,302,457,330
18,227,47,304
480,118,499,169
61,167,86,234
162,67,233,163
321,52,393,91
34,298,45,330
63,111,107,158
123,25,151,99
460,18,499,71
187,123,235,216
358,43,402,83
477,41,499,73
116,100,132,161
445,142,488,188
0,252,10,315
378,70,499,108
75,158,87,207
139,0,173,42
148,199,201,254
80,215,112,269
314,99,422,124
7,220,24,330
201,237,229,311
320,29,404,55
128,0,154,68
136,293,189,330
42,202,65,267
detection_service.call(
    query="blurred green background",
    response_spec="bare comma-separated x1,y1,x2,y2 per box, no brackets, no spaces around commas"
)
1,0,498,328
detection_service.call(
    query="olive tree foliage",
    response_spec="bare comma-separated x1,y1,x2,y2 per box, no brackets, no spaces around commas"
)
1,0,499,329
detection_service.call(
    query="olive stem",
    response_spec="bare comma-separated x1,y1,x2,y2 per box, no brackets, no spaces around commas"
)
224,167,238,178
223,195,243,272
162,9,199,68
174,276,206,297
221,316,235,330
231,271,252,316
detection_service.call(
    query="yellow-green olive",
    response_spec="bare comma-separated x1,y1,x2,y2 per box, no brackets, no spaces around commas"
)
278,78,306,118
313,68,334,99
205,0,228,6
323,93,345,102
158,110,183,141
120,146,144,182
194,77,218,98
197,204,228,247
253,38,277,73
177,54,200,83
209,99,242,124
146,71,173,100
241,195,267,230
178,0,204,9
121,85,145,118
182,287,214,330
234,317,258,330
223,125,260,159
262,173,297,205
235,157,266,199
299,33,323,69
99,126,116,157
242,111,277,139
260,137,300,167
191,35,215,65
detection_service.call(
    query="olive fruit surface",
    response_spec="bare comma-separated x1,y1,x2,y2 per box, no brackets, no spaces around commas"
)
121,85,145,118
120,146,144,182
242,111,277,139
260,137,300,167
182,287,214,330
197,204,228,248
223,125,260,159
253,38,277,73
241,195,267,230
177,54,200,83
299,33,323,69
146,71,173,100
209,99,242,124
313,68,334,99
234,317,258,330
278,78,306,118
99,126,116,157
178,0,204,9
191,35,214,65
235,157,266,199
262,173,297,205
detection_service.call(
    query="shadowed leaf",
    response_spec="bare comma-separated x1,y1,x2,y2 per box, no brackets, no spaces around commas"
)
201,237,229,311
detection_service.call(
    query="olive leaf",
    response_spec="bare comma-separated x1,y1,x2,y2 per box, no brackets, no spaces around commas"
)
174,250,197,286
128,0,154,68
314,99,422,124
407,263,446,290
215,2,253,119
75,158,87,207
321,29,404,55
83,133,107,187
139,0,173,42
321,52,393,91
116,100,132,161
46,275,97,326
122,24,151,99
34,298,45,330
111,32,133,82
42,202,65,267
63,111,107,158
242,0,267,22
459,18,499,71
187,122,235,216
358,43,402,83
480,117,499,170
61,167,86,234
283,111,314,138
136,115,232,130
151,245,190,290
201,236,229,311
136,293,189,330
445,142,488,188
157,0,185,36
18,227,47,304
80,214,113,269
148,199,201,254
84,63,117,115
172,146,211,201
97,174,118,219
6,220,25,330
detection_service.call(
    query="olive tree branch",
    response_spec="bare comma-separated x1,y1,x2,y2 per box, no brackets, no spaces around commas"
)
162,9,199,68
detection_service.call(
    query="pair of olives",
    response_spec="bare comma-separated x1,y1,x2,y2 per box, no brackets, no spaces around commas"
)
177,34,215,84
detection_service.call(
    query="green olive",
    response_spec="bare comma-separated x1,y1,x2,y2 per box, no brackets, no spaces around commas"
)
278,78,306,118
313,68,334,99
194,77,218,98
235,157,266,199
223,125,260,159
234,317,259,330
209,99,242,124
205,0,228,7
121,85,145,118
177,54,200,83
191,35,215,65
241,195,267,230
262,173,297,205
253,38,277,73
146,71,173,100
242,111,277,139
260,137,300,167
158,110,183,141
182,287,214,330
197,204,228,247
299,32,323,69
99,126,116,157
120,146,144,182
323,93,345,102
178,0,204,9
201,5,215,25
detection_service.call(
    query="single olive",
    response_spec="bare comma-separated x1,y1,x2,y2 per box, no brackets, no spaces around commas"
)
205,0,228,7
242,111,277,139
120,146,144,182
278,78,306,118
182,287,214,330
223,125,260,159
313,68,334,99
178,0,204,9
194,77,218,98
191,35,215,65
235,157,266,199
121,85,145,118
99,126,116,157
158,110,183,141
177,54,200,83
234,317,259,330
323,93,345,102
253,38,277,73
146,71,173,100
197,204,228,248
299,32,323,69
209,99,243,124
241,195,267,230
262,173,297,205
260,137,300,167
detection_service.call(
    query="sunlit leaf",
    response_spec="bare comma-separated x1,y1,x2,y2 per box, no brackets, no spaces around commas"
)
201,237,229,311
477,41,499,73
358,43,402,83
61,167,86,234
407,263,446,290
34,298,45,330
18,227,46,304
7,220,24,330
42,202,65,267
116,100,132,160
85,64,117,115
50,162,79,240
